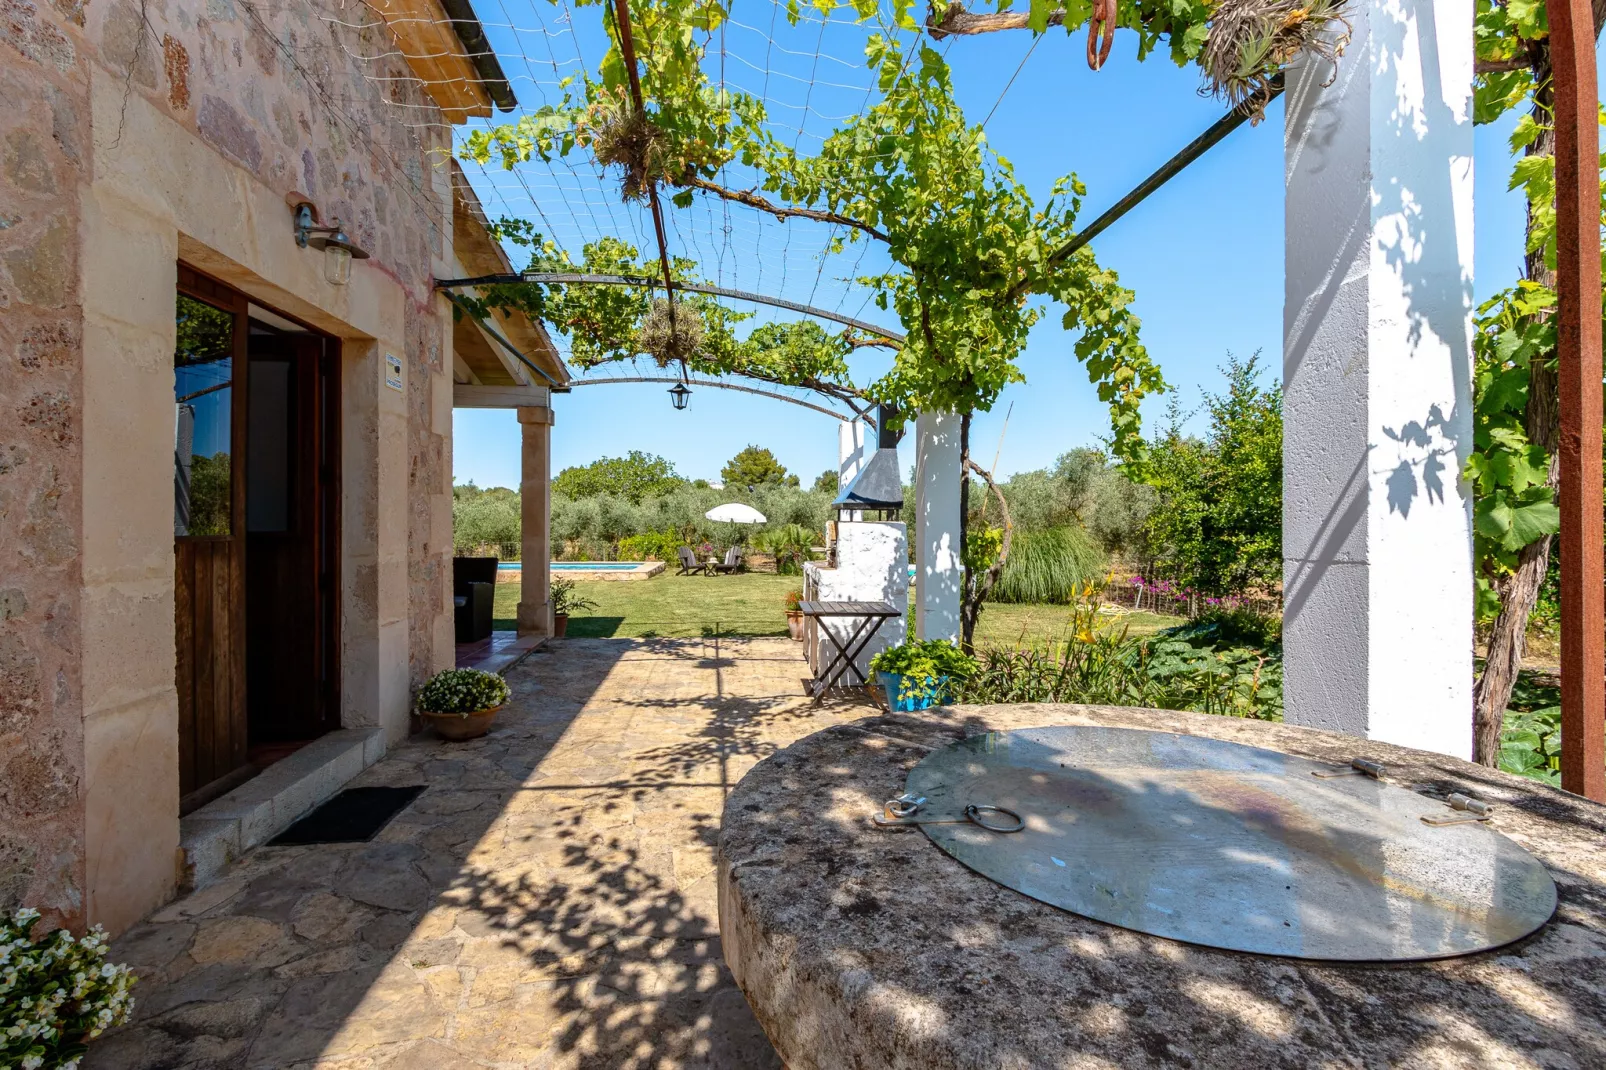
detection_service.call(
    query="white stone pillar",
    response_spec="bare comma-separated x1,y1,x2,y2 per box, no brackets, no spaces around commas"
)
516,406,554,636
914,411,962,643
1282,0,1475,758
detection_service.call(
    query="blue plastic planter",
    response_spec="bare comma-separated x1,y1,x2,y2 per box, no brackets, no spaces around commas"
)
878,671,950,712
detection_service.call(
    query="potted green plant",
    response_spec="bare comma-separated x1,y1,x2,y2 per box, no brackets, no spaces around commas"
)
551,577,598,638
869,639,977,712
416,667,511,741
784,588,805,641
1,907,136,1070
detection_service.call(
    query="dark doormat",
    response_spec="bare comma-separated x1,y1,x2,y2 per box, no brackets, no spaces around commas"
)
269,785,426,845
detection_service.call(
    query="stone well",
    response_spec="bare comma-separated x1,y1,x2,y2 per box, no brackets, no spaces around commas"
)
717,705,1606,1069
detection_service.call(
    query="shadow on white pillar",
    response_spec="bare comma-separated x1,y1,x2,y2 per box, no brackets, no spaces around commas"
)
915,412,961,644
1282,0,1475,758
837,419,870,521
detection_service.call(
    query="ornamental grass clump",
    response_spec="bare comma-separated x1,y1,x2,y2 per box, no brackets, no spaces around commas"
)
581,90,675,203
416,668,510,716
2,908,135,1070
1201,0,1352,118
635,298,705,367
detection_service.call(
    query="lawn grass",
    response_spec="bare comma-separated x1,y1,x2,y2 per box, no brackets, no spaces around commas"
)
494,571,801,638
493,572,1184,644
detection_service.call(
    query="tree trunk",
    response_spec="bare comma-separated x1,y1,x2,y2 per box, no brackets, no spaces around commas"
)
1471,70,1562,765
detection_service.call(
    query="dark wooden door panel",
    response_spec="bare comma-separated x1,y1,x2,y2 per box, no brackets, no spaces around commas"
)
175,539,247,804
246,333,340,744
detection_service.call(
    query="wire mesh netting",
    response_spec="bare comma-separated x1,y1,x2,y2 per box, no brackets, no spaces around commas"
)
322,0,981,406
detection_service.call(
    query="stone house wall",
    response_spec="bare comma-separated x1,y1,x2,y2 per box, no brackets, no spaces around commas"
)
0,0,459,934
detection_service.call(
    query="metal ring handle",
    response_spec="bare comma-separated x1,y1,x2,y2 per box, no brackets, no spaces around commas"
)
885,793,925,819
964,804,1024,833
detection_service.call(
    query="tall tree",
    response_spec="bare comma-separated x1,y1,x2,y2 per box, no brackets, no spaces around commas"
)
553,451,686,502
1141,352,1283,596
722,446,798,488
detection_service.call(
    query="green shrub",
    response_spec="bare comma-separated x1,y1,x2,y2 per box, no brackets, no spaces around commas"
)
953,583,1282,720
1499,705,1560,785
416,669,510,714
618,529,684,561
452,487,521,551
1498,671,1563,785
870,639,977,680
987,527,1105,605
1159,606,1282,650
753,523,819,574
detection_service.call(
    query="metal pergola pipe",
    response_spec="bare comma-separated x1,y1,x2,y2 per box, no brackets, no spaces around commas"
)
1008,77,1285,301
564,375,855,419
442,290,568,389
432,272,907,344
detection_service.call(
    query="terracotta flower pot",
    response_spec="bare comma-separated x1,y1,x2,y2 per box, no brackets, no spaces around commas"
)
554,613,569,637
421,705,502,741
786,610,805,641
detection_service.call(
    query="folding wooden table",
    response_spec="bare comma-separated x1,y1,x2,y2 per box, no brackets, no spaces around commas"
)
799,600,901,703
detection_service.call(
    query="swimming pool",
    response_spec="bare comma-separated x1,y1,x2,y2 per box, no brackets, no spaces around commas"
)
497,562,642,571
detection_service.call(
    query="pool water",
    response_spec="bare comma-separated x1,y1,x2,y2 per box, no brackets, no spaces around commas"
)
496,562,643,571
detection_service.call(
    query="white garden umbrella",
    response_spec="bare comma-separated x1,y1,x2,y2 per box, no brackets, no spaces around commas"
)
704,503,766,524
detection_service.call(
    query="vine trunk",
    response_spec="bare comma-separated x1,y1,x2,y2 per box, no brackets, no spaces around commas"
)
1473,74,1562,766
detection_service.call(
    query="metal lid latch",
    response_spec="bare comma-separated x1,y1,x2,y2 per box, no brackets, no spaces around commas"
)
1421,793,1495,826
1313,757,1387,780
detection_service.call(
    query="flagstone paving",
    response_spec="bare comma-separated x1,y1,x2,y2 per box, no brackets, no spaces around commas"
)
86,637,870,1070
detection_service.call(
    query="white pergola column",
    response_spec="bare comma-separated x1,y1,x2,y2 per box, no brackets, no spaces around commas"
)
516,405,554,636
1282,0,1475,758
915,411,961,643
838,418,870,520
838,418,870,486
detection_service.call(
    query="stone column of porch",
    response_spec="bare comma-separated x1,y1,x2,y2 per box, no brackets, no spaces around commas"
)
516,405,555,636
1282,0,1475,758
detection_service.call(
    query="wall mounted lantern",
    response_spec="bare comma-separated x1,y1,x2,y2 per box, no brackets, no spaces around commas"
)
288,195,370,285
668,381,691,410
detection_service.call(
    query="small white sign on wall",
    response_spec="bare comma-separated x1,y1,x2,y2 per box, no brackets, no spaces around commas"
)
384,353,404,391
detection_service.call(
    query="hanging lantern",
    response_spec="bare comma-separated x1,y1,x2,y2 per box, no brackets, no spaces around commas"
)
668,382,691,410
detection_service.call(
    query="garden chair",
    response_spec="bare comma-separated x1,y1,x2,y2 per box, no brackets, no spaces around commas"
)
676,546,707,576
710,545,745,575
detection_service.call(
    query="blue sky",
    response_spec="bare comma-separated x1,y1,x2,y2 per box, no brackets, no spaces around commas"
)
451,6,1581,490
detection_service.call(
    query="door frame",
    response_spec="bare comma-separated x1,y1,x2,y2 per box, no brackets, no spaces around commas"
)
174,263,344,812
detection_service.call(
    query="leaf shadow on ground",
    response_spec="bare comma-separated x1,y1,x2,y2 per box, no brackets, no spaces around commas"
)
86,637,870,1070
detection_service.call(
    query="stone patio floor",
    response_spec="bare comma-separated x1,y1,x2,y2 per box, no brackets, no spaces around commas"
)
87,637,872,1069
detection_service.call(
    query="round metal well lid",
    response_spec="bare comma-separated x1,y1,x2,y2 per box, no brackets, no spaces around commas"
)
903,727,1556,961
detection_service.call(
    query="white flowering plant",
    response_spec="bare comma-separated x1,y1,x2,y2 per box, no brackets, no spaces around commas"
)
416,668,511,716
2,908,135,1070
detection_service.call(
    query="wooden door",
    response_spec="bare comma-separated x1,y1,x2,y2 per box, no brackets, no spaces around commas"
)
174,266,250,810
245,329,341,743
